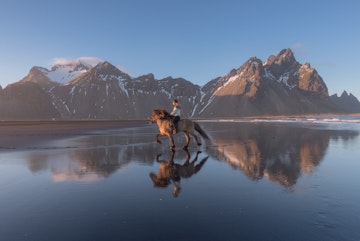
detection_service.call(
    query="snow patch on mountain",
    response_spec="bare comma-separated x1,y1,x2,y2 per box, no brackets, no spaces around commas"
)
52,57,103,68
223,75,238,89
264,67,296,89
44,65,86,84
117,79,129,97
43,57,104,84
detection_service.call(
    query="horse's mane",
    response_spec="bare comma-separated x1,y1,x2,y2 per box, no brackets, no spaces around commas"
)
153,109,171,119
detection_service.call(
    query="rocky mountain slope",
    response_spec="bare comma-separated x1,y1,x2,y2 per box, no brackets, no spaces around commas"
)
0,81,60,120
0,49,358,120
195,49,340,117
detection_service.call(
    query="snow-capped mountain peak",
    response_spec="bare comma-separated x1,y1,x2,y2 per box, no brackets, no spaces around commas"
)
6,49,359,121
52,57,103,69
42,57,104,84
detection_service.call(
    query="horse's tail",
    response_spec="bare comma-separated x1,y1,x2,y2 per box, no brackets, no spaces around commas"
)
194,122,209,139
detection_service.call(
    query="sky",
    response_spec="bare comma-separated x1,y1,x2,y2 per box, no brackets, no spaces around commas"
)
1,0,360,98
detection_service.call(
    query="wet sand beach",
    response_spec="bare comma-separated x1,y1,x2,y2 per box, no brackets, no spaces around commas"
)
0,120,148,150
1,118,360,241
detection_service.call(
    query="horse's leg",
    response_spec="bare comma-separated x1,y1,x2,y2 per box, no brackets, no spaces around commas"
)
183,149,190,165
183,131,190,149
189,129,201,146
192,150,201,163
167,134,175,150
156,133,162,144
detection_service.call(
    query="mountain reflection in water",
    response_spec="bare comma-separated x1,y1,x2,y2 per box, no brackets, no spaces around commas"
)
24,122,359,187
203,122,359,187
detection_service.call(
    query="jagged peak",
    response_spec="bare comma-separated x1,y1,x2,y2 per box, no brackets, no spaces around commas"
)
161,76,188,81
302,62,311,69
278,48,294,57
333,91,359,102
145,73,155,79
30,66,49,73
161,76,174,81
276,48,296,64
341,90,349,97
247,56,263,64
160,76,194,86
299,62,315,75
95,61,112,69
92,61,128,76
135,73,155,81
264,48,297,68
263,55,276,66
236,57,263,75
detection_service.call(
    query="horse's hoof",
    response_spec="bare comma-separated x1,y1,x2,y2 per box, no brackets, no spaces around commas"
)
182,146,188,150
156,140,162,144
169,146,175,150
197,143,202,146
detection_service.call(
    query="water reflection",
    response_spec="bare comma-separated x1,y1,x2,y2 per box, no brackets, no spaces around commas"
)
149,149,208,197
203,122,359,187
21,123,359,187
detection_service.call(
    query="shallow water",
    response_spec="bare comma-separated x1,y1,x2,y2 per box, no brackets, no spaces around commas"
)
1,120,360,241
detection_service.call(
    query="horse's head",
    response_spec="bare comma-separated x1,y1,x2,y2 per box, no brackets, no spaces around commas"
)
149,109,161,123
149,109,170,123
149,173,171,187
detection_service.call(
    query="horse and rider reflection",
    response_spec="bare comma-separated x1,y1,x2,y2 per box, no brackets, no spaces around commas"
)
149,149,209,197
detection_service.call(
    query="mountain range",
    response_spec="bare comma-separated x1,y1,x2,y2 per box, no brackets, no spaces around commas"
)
0,48,359,120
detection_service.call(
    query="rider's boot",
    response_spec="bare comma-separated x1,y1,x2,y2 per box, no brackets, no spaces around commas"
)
172,122,177,134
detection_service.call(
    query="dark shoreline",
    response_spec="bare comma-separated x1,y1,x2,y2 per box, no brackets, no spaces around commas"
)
1,114,359,150
0,120,148,150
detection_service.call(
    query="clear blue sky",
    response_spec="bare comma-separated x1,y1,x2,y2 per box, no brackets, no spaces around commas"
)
1,0,359,98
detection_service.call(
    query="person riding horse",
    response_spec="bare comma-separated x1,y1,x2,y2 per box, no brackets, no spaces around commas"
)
170,99,181,134
149,109,209,149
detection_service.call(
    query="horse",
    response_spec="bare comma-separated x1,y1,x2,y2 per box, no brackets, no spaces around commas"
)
149,109,209,149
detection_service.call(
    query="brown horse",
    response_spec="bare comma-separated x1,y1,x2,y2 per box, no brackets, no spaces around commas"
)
149,109,209,149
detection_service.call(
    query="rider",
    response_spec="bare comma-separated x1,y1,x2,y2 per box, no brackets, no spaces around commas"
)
170,99,181,134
